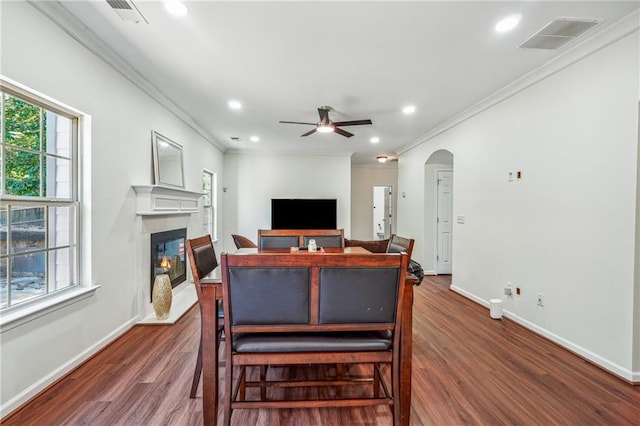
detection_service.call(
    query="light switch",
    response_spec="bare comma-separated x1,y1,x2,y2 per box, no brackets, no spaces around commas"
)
457,215,465,224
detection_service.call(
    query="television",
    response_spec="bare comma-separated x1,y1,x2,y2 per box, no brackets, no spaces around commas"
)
271,199,337,230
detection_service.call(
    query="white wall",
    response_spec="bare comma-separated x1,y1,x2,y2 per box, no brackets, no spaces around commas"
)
223,152,351,250
351,165,398,240
398,29,639,379
0,2,224,414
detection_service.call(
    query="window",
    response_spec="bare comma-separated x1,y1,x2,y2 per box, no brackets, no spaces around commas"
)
202,170,217,240
0,84,79,312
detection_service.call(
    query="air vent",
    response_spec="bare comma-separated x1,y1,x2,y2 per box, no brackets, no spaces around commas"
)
106,0,148,24
520,18,600,50
230,137,240,142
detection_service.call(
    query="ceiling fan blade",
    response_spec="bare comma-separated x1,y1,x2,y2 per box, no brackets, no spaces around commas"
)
334,127,354,138
318,108,329,123
332,119,372,126
279,120,316,125
301,128,317,137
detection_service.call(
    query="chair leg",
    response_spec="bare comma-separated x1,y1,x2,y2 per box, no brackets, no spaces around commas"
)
190,334,204,398
392,360,401,426
223,361,235,426
190,326,223,398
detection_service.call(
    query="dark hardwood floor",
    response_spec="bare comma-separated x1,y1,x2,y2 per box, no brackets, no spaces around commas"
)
4,275,640,425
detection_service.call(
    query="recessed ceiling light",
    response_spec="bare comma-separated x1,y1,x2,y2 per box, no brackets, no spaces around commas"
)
495,14,521,33
228,100,242,110
402,105,416,114
164,0,188,17
370,137,380,143
250,136,260,143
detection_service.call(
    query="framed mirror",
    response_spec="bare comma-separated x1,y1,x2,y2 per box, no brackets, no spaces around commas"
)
152,131,185,188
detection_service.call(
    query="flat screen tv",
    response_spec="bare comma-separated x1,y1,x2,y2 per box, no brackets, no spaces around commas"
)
271,199,337,230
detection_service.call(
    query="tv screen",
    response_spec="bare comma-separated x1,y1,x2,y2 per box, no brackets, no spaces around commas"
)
271,199,337,230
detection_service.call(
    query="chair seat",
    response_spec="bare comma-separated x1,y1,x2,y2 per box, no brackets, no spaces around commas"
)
233,331,392,353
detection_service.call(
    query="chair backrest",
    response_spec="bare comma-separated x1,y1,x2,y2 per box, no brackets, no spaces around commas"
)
386,234,415,259
301,233,344,248
258,234,300,249
186,235,218,306
258,229,344,249
231,234,257,249
221,252,408,333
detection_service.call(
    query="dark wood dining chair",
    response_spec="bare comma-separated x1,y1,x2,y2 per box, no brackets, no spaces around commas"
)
185,234,224,398
219,252,410,425
386,234,415,258
231,234,257,249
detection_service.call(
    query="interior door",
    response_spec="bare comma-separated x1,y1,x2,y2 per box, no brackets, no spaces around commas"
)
437,171,453,274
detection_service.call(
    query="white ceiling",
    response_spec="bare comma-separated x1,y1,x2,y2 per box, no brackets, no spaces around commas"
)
46,1,639,164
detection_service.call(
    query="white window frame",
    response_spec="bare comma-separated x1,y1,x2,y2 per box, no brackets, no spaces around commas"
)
0,77,95,331
202,169,218,240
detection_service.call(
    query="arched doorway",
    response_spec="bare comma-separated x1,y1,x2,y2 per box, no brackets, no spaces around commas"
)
424,150,454,275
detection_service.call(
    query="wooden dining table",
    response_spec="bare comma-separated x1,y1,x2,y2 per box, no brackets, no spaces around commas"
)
198,246,415,426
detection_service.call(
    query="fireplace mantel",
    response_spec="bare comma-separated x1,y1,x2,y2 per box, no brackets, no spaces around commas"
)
132,185,203,216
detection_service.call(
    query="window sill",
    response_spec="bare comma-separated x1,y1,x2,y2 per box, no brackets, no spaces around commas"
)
0,285,101,333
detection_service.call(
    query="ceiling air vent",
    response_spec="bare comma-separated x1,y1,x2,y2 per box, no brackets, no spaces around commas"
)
230,137,240,142
106,0,148,24
520,18,600,50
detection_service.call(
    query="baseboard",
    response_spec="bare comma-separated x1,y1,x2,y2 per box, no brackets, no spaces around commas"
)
423,270,437,276
0,316,139,418
449,285,638,384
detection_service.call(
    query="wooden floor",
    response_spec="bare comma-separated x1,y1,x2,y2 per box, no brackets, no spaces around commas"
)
5,275,640,425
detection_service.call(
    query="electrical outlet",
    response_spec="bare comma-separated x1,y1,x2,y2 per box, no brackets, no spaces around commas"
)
537,293,544,307
516,287,521,296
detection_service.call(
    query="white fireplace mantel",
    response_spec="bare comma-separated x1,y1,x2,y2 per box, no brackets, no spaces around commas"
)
132,185,203,216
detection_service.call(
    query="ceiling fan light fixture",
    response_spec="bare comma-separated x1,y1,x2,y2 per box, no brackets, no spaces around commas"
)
317,123,335,133
377,156,388,163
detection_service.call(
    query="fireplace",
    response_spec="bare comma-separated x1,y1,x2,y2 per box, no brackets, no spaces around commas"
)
150,228,187,301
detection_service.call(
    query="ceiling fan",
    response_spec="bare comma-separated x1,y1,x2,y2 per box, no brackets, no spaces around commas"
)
279,106,372,138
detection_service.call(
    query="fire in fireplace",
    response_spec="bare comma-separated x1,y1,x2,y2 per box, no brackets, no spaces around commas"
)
150,228,187,302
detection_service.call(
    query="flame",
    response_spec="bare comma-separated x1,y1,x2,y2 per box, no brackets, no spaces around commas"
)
160,256,170,269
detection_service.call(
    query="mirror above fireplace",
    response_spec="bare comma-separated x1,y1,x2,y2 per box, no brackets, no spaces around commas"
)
152,130,185,188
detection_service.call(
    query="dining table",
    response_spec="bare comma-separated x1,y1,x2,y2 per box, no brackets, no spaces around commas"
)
198,246,415,426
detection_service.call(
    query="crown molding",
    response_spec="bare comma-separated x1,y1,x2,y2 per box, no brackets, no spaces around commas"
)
397,9,640,155
27,1,226,153
225,148,354,158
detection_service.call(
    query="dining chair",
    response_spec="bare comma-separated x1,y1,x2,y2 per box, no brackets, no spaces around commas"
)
386,234,415,258
185,234,224,398
231,234,257,249
219,252,410,426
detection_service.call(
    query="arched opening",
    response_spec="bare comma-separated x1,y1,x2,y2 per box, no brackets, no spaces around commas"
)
424,150,454,275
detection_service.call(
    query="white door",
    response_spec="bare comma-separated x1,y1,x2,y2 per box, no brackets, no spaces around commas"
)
437,170,453,274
